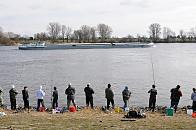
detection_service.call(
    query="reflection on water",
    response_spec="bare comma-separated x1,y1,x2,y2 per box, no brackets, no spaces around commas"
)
0,43,196,107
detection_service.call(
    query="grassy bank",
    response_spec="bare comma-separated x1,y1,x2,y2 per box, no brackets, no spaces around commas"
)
0,108,195,130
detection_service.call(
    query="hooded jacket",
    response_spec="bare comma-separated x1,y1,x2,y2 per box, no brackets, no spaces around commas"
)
36,86,45,99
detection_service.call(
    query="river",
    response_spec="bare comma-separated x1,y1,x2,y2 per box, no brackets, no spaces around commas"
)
0,43,195,108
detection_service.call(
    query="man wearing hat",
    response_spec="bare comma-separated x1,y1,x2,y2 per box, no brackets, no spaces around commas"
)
122,86,131,109
9,85,18,110
84,83,95,109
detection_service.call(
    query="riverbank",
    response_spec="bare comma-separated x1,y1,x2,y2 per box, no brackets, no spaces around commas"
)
0,108,195,130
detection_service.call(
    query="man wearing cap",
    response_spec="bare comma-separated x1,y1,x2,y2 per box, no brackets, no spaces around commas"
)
22,86,29,110
9,85,18,110
65,83,76,109
170,85,182,113
122,86,131,109
148,84,157,112
84,83,95,109
36,86,45,111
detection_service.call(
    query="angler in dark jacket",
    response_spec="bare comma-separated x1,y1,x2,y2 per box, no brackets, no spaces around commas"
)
105,84,114,109
170,85,182,112
148,84,157,112
84,83,94,108
191,88,196,112
9,85,18,110
22,86,29,110
65,83,76,109
52,87,58,109
122,86,131,109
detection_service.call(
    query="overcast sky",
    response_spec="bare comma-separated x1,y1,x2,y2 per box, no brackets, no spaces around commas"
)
0,0,196,37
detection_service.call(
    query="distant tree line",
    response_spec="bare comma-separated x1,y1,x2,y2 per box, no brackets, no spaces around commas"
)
1,22,196,45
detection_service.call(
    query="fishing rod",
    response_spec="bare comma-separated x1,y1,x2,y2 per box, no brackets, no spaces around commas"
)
150,55,156,85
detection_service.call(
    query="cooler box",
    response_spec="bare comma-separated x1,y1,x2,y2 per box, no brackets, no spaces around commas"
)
166,108,174,116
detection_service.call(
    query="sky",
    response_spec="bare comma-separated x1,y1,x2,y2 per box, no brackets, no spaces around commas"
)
0,0,196,37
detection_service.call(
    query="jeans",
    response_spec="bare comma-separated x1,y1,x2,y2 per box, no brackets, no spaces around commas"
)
123,99,128,109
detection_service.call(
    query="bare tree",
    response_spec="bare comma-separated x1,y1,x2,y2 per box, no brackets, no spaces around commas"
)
148,23,161,42
65,26,72,43
179,29,186,42
80,25,91,42
189,27,196,40
97,24,112,41
61,25,66,42
90,27,96,42
73,30,82,43
47,22,61,42
34,32,47,41
162,27,175,39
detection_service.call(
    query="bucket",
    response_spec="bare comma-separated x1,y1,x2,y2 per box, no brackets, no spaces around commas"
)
69,106,76,112
39,107,45,112
192,112,196,118
115,107,122,113
187,109,193,115
166,108,174,116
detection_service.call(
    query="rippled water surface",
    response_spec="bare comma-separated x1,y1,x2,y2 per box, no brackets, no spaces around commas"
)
0,43,196,107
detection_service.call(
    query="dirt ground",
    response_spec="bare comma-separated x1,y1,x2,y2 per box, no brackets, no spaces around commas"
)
0,108,196,130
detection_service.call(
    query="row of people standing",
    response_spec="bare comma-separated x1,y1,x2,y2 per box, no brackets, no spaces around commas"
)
1,84,196,112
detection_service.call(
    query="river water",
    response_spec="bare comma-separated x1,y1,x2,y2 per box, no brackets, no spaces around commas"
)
0,43,196,108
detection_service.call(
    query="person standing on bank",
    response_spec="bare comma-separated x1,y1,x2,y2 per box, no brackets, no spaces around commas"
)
65,83,76,109
170,85,182,113
84,83,95,109
122,86,131,109
22,86,29,110
105,84,115,109
9,85,18,110
36,85,45,111
191,88,196,112
52,87,58,109
148,84,157,112
0,88,3,106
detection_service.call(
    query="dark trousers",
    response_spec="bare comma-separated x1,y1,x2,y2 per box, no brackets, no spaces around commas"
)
123,98,128,109
149,98,156,112
23,99,29,109
107,99,114,109
193,101,196,112
171,100,179,112
52,99,58,109
67,98,76,109
10,98,16,110
37,99,45,111
86,97,93,108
